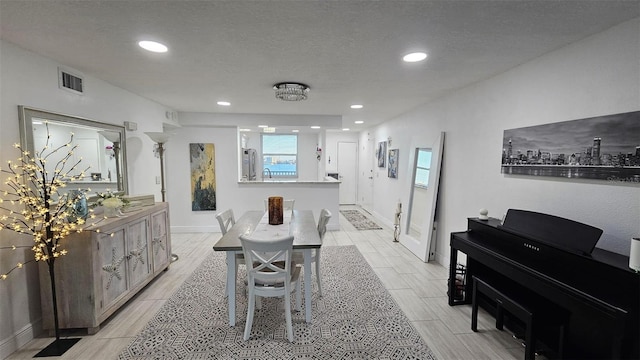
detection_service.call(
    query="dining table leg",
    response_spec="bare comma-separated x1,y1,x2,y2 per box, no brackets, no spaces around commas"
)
303,248,312,323
226,251,237,326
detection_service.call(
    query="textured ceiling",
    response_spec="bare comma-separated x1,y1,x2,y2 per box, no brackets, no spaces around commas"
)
1,1,638,130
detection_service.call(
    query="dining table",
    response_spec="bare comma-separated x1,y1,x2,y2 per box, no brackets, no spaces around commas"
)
212,210,322,326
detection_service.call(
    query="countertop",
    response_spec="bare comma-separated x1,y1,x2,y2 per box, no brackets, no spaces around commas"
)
238,177,340,185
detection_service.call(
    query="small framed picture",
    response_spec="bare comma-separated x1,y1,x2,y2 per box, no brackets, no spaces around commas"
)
377,141,387,167
388,149,399,178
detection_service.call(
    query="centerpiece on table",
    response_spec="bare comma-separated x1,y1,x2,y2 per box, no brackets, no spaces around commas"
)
268,196,284,225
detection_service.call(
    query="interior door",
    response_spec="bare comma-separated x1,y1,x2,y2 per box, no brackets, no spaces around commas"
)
337,142,357,204
359,133,375,212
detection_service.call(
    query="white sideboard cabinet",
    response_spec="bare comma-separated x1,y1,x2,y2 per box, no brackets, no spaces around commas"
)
39,203,171,334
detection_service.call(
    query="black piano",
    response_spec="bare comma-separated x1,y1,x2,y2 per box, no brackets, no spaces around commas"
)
449,209,639,359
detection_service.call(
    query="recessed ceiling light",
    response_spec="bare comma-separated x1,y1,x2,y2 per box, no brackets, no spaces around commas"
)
403,52,427,62
310,126,321,129
217,101,231,106
354,120,364,124
342,128,350,131
138,40,168,53
258,125,268,128
350,104,363,109
292,129,299,133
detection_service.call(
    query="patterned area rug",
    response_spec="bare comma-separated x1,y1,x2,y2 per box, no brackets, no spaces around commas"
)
118,246,436,359
340,210,383,230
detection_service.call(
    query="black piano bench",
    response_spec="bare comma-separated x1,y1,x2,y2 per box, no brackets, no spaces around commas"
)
471,276,568,360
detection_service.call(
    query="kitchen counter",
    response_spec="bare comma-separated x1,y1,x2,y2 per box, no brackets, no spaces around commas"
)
234,177,340,230
238,177,340,185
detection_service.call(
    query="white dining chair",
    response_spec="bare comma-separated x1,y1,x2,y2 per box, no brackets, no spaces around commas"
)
216,208,235,234
239,234,301,342
215,209,244,296
293,208,331,296
263,199,295,215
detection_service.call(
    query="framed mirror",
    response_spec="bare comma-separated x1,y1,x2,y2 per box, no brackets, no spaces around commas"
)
18,106,128,194
401,132,444,262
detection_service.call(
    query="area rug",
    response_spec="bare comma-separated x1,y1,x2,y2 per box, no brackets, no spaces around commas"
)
340,209,383,230
118,246,436,359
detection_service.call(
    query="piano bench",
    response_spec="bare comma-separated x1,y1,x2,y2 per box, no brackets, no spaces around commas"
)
471,276,568,360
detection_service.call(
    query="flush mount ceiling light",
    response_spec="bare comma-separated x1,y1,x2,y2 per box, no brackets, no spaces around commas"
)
217,101,231,106
350,104,363,109
273,82,310,101
403,52,428,62
138,40,168,53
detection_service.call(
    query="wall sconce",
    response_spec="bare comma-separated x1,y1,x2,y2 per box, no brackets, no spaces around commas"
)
98,130,122,190
105,145,115,159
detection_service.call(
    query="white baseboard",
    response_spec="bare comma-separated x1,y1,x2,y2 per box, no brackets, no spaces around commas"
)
0,320,39,360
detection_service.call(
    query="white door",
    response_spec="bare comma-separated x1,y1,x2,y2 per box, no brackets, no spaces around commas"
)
360,134,375,213
338,142,357,204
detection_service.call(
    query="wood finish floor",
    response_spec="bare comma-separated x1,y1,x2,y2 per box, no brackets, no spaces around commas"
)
7,207,532,360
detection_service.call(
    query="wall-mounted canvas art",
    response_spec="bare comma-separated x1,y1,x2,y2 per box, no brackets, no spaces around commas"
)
388,149,399,178
190,143,216,211
377,141,387,167
501,111,640,183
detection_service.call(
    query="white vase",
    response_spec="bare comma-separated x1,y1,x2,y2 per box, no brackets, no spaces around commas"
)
104,206,121,217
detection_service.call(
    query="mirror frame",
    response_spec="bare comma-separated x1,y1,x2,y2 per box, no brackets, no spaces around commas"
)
18,105,128,194
400,131,445,262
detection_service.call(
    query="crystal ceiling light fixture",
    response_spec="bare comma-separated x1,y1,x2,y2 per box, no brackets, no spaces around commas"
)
273,82,310,101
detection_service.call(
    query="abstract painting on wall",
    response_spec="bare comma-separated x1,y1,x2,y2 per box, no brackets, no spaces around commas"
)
377,141,387,167
388,149,399,178
190,143,216,211
501,111,640,183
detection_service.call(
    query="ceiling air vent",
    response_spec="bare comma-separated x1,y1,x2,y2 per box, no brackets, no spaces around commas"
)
58,67,84,94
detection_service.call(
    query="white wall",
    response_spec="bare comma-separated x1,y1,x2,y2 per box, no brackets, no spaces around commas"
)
362,18,640,266
0,41,174,358
165,115,340,232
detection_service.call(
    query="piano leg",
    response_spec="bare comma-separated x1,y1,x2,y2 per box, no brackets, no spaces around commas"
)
448,245,458,306
471,278,478,331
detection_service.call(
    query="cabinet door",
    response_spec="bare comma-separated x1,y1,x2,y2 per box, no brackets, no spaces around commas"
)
127,217,151,288
151,209,170,273
98,228,128,311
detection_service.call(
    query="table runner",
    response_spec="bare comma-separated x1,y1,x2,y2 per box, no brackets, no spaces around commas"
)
250,211,292,240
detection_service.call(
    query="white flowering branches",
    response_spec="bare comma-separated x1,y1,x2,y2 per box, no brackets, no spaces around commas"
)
0,122,102,280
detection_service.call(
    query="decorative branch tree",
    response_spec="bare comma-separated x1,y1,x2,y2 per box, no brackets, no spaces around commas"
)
0,122,105,356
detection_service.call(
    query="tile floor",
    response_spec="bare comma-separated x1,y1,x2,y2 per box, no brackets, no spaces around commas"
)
6,207,533,360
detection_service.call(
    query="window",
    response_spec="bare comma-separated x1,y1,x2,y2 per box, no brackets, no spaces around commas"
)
262,134,297,178
414,149,432,188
